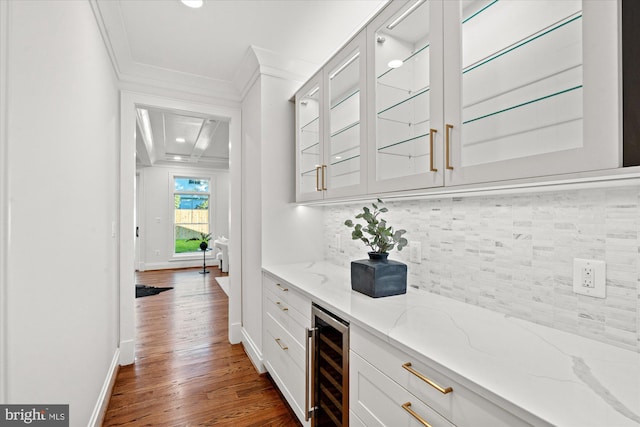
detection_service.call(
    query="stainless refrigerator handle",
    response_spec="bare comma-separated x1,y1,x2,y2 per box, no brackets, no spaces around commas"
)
305,327,317,422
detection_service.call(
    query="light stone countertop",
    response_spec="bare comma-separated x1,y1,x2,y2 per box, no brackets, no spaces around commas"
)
262,261,640,427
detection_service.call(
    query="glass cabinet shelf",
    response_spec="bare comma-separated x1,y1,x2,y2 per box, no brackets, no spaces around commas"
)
331,90,359,110
301,142,320,154
463,85,582,126
331,154,360,166
377,87,429,117
463,13,582,76
378,132,429,153
377,43,430,81
301,116,319,130
331,121,359,138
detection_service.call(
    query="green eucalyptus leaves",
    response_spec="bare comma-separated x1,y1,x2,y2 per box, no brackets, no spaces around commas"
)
344,199,408,254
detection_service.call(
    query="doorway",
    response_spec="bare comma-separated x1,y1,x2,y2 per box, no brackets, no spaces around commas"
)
119,91,242,365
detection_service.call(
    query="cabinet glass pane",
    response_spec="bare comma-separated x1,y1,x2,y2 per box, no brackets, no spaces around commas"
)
375,0,431,181
460,0,583,167
329,50,361,189
299,84,321,193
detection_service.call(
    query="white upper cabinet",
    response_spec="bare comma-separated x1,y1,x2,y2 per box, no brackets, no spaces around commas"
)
444,0,620,186
296,73,324,202
367,0,445,193
295,0,621,202
323,31,368,199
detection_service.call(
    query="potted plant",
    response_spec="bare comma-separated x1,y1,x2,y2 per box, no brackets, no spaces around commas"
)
187,232,212,251
344,199,409,298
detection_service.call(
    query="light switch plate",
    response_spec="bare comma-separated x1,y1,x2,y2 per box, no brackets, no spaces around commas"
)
573,258,606,298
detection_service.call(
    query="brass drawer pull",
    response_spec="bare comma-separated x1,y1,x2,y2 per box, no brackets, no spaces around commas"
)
429,128,437,172
276,301,288,311
401,402,432,427
275,338,288,350
315,166,321,191
445,124,454,170
275,283,288,292
402,362,453,394
322,164,327,190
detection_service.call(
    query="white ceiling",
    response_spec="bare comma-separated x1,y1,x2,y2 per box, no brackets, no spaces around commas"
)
94,0,388,100
95,0,387,167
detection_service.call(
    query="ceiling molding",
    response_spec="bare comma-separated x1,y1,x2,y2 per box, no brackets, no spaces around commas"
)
233,45,319,100
91,0,241,102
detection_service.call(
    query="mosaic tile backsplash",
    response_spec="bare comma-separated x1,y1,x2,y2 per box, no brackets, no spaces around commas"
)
323,187,640,353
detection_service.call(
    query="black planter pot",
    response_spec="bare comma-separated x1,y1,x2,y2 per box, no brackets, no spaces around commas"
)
200,241,208,251
350,252,407,298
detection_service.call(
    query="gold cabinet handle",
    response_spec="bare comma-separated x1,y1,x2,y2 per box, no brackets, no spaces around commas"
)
276,301,288,311
275,338,288,350
445,124,454,170
429,128,438,172
403,362,453,394
401,402,432,427
315,166,321,191
276,283,288,292
322,164,327,190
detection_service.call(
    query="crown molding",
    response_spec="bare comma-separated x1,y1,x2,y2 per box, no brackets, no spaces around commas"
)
233,45,319,100
90,0,241,102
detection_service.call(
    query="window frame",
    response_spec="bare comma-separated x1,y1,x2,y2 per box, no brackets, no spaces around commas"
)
170,173,215,259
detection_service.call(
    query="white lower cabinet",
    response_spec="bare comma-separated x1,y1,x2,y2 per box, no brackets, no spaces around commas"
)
351,351,455,427
351,325,537,427
262,273,311,426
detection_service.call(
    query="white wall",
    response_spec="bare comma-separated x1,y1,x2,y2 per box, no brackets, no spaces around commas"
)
138,164,229,271
4,1,119,425
240,72,324,371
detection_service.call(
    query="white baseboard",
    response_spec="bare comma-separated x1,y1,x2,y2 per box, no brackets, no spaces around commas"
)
241,327,265,374
144,259,218,271
229,321,242,344
88,348,120,427
119,339,134,365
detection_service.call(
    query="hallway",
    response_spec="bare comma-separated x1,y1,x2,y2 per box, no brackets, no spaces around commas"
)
103,267,299,426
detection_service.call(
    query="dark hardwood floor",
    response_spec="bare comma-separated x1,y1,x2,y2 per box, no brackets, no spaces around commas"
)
103,267,299,426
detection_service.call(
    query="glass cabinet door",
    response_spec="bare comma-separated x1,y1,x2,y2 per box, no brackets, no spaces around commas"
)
444,0,620,186
296,74,324,202
323,31,368,199
368,0,444,193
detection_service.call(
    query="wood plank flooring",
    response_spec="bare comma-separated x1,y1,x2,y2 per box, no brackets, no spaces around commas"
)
103,267,299,426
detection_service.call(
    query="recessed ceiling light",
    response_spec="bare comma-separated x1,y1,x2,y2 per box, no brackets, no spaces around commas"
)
335,156,342,160
388,59,404,69
181,0,203,8
174,156,182,160
176,137,186,143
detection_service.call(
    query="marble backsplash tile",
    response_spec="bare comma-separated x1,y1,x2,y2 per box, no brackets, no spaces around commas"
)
323,187,640,352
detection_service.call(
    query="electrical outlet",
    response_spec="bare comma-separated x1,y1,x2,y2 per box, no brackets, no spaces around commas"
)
409,241,421,263
334,234,341,251
573,258,606,298
154,250,160,256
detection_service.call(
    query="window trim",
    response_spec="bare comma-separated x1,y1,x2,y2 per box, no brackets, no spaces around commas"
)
169,172,216,260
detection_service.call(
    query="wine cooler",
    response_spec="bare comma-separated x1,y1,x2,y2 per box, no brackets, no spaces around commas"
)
306,304,349,426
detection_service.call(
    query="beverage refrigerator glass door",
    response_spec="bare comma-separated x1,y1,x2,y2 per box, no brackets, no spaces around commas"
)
306,304,350,426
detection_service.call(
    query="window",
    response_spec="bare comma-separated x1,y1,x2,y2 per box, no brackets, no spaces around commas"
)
173,177,210,254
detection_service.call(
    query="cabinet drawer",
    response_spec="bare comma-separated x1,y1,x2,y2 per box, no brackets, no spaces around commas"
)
264,311,305,373
263,273,311,318
351,326,532,427
350,351,454,427
264,286,310,347
264,314,307,418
